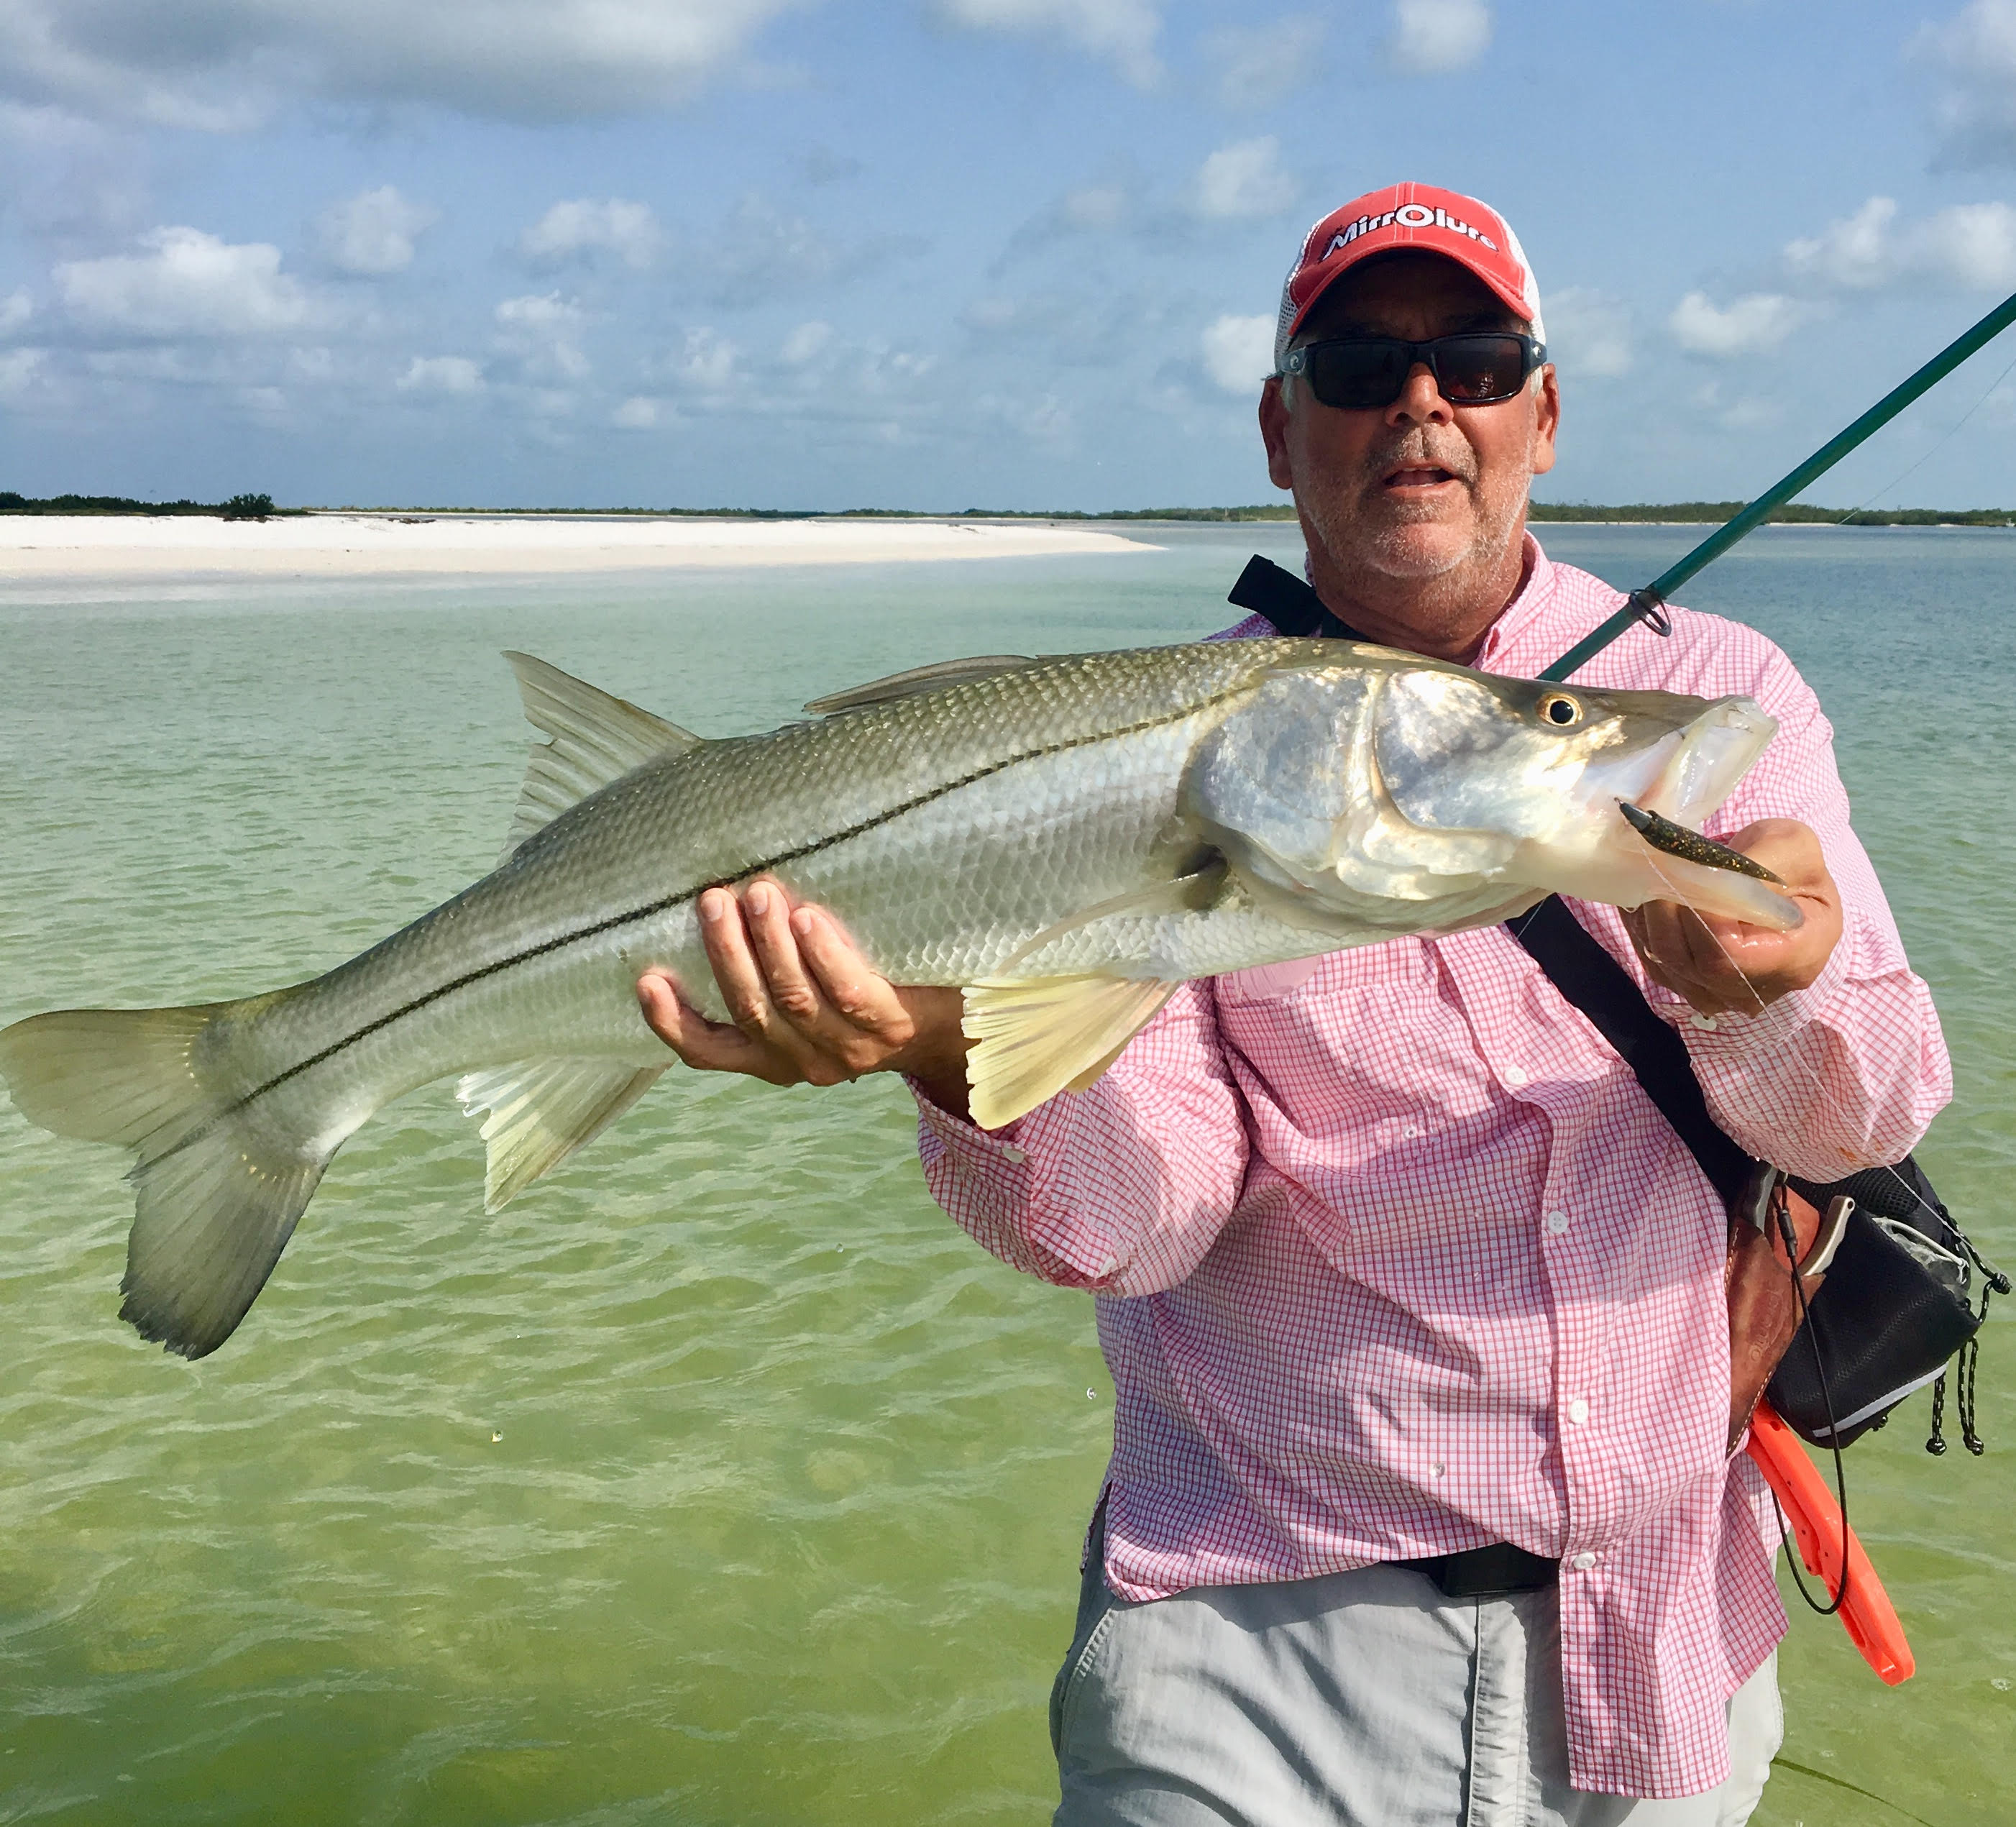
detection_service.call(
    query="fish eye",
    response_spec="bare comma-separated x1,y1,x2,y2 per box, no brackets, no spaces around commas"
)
1537,693,1582,728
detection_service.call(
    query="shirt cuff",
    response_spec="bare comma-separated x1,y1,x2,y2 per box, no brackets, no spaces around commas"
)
1647,907,1855,1066
909,1076,1033,1166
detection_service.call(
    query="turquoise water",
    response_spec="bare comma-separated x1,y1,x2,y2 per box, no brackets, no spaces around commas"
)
0,525,2010,1824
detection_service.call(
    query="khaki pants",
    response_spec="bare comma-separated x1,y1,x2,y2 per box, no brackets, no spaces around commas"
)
1050,1519,1780,1827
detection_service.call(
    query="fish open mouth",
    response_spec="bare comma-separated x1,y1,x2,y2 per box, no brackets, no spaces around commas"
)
1636,697,1780,830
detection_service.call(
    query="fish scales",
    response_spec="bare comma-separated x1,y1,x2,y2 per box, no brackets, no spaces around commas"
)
0,637,1798,1359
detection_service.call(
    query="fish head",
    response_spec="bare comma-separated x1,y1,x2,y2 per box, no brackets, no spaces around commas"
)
1187,657,1801,933
1375,669,1800,929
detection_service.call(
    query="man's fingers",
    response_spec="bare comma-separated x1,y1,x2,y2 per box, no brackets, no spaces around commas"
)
636,969,783,1076
698,886,784,1039
742,879,829,1031
794,905,906,1031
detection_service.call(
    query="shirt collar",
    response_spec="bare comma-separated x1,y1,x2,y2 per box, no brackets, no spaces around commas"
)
1470,531,1557,671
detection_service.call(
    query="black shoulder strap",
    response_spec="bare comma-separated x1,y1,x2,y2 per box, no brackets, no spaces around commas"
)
1228,554,1362,641
1505,898,1755,1205
1226,554,1756,1205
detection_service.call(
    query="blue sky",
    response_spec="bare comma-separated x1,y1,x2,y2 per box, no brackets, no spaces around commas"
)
6,1,2016,510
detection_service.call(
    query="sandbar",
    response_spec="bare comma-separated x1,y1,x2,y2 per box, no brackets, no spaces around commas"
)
0,513,1158,580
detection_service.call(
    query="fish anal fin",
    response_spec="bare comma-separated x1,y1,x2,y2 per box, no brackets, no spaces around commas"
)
803,654,1038,716
961,976,1178,1131
501,652,702,860
457,1057,666,1211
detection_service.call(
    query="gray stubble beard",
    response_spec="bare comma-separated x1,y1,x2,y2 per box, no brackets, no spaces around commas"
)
1298,447,1531,648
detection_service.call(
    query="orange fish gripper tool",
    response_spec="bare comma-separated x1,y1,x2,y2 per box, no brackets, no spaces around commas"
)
1745,1400,1914,1685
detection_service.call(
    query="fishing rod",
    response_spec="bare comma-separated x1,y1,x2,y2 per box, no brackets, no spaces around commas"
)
1541,285,2016,682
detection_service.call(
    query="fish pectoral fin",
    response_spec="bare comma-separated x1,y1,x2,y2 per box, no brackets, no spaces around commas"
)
457,1057,666,1211
802,654,1039,716
989,856,1230,979
961,976,1179,1131
500,652,703,861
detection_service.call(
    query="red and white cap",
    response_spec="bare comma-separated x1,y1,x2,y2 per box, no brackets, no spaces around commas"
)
1273,182,1544,371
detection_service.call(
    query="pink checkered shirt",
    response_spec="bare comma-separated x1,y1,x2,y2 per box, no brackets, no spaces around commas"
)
912,536,1951,1798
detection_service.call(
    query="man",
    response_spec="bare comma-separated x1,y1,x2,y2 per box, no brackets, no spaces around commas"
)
636,184,1950,1824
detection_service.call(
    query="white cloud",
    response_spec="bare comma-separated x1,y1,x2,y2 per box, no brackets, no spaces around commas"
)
55,226,321,336
1669,290,1807,358
1194,136,1296,220
0,0,802,127
1389,0,1490,75
0,347,45,398
1059,183,1129,232
1785,194,2016,292
0,288,30,336
1200,313,1275,393
496,292,582,334
933,0,1163,87
782,320,833,363
396,354,484,393
1204,16,1324,109
1544,286,1632,379
519,197,661,268
316,186,437,275
495,291,590,379
677,326,738,389
613,395,662,427
1915,0,2016,168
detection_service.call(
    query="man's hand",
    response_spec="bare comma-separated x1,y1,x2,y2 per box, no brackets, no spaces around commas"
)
636,878,973,1116
1621,818,1843,1017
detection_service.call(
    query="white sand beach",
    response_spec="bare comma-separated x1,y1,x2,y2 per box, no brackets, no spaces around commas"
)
0,513,1156,579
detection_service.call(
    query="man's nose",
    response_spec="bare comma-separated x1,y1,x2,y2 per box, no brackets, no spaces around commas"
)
1382,362,1454,427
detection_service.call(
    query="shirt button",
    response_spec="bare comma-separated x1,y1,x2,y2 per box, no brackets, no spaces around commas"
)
1566,1397,1590,1426
1570,1550,1598,1572
1000,1143,1027,1164
1429,1460,1445,1479
1544,1209,1570,1235
1502,1065,1529,1089
1690,1013,1718,1032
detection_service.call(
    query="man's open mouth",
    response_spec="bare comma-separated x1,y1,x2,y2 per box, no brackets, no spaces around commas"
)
1380,464,1458,489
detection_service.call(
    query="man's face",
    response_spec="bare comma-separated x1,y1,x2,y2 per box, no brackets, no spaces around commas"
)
1259,251,1559,604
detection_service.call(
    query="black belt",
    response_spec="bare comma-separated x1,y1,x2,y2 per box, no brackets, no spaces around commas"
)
1396,1542,1559,1599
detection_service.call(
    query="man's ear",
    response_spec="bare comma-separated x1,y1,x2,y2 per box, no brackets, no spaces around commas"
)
1529,364,1559,477
1259,376,1296,491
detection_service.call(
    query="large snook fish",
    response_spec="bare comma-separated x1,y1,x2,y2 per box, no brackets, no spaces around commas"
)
0,638,1797,1360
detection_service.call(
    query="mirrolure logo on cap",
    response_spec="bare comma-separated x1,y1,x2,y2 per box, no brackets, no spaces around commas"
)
1273,182,1544,372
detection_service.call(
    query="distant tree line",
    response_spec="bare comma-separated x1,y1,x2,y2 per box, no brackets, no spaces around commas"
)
1527,500,2016,527
8,493,2007,527
0,490,290,519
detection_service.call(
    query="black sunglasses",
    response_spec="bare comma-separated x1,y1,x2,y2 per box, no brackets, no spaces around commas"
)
1277,333,1547,411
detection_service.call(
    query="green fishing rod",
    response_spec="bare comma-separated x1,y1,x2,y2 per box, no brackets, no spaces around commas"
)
1541,286,2016,682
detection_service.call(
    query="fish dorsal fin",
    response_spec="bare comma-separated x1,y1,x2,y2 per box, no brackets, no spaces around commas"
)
803,654,1038,717
501,652,701,859
457,1056,666,1211
961,975,1178,1131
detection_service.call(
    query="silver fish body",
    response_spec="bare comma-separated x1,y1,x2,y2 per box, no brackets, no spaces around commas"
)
0,638,1791,1359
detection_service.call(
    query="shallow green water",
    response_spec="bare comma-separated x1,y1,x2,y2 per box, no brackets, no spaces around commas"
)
1,526,2010,1825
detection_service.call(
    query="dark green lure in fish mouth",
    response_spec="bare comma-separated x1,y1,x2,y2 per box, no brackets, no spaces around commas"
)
1617,801,1784,884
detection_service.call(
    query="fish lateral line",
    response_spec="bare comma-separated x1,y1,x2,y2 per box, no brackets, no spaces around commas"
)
215,685,1259,1122
1617,800,1784,884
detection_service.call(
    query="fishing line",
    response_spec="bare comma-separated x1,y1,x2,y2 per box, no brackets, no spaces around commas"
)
1829,347,2016,526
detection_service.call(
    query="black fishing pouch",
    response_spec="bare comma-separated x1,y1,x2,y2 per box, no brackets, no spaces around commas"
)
1769,1159,2002,1450
1225,551,2007,1456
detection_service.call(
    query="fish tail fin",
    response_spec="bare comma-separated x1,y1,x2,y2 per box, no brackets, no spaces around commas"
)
0,1000,334,1359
